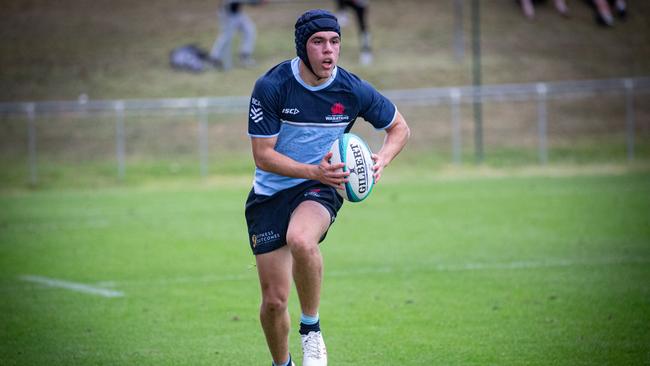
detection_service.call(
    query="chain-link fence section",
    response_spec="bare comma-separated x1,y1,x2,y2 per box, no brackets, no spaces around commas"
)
1,77,648,187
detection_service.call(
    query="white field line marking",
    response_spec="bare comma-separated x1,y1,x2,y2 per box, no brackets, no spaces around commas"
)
107,256,650,288
19,275,124,298
327,256,650,277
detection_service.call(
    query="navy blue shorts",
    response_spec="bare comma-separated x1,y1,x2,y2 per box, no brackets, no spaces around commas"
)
245,180,343,255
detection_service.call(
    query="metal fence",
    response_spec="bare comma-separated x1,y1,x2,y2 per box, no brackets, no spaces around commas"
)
1,76,648,185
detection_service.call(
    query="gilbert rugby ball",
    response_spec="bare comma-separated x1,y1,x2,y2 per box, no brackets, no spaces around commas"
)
329,133,375,202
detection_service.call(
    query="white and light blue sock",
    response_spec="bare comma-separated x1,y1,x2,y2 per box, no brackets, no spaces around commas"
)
273,354,291,366
300,312,319,325
299,312,321,335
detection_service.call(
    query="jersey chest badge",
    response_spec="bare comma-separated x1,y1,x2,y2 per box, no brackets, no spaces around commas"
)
325,102,349,122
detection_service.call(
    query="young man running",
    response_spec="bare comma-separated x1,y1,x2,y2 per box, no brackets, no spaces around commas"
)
245,9,410,366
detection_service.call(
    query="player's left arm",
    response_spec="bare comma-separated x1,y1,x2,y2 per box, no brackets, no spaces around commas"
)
372,110,410,182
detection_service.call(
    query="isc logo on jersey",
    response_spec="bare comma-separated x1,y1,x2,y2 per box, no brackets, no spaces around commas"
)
282,108,300,115
329,133,375,202
250,97,263,123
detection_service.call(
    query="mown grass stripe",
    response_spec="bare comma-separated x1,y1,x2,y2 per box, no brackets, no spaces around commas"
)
19,275,124,298
51,256,644,289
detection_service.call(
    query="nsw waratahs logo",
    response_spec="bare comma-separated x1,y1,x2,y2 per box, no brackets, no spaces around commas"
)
331,102,345,115
326,102,349,122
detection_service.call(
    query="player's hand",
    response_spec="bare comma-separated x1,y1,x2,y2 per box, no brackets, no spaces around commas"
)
315,151,349,189
371,153,386,183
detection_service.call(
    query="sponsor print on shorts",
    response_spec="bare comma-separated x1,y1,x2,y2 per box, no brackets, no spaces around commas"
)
251,229,280,249
304,188,322,198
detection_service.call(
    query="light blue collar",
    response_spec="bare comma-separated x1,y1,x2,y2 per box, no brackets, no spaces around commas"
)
291,57,337,91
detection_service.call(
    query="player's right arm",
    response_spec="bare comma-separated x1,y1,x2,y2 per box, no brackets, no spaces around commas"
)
251,136,348,189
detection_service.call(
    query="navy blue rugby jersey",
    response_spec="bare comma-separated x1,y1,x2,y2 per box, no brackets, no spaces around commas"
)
248,57,397,196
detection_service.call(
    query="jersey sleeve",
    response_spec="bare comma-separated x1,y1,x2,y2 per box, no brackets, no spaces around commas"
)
357,80,397,130
248,77,281,137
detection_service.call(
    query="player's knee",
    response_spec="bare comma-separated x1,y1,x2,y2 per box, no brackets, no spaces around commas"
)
261,294,288,315
286,231,318,257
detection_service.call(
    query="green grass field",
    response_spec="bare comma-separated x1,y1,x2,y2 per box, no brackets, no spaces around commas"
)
1,1,650,365
1,171,649,365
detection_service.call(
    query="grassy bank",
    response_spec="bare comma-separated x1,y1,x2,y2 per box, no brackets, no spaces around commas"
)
1,0,649,101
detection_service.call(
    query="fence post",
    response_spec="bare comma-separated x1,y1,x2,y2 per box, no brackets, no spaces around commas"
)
198,99,209,177
450,88,462,164
536,83,548,165
26,103,38,186
470,0,483,163
114,101,126,181
624,78,635,161
453,0,464,61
